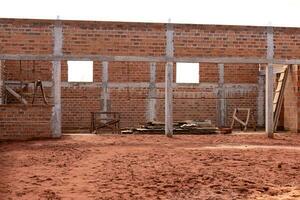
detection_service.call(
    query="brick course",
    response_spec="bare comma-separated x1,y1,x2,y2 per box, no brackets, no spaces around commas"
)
0,105,52,140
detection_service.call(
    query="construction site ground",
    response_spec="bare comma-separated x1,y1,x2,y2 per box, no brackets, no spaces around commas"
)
0,132,300,199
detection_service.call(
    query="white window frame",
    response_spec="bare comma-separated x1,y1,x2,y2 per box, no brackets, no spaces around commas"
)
176,62,200,83
67,61,93,82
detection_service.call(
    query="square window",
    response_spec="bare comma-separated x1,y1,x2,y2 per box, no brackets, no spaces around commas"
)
176,62,199,83
67,61,93,82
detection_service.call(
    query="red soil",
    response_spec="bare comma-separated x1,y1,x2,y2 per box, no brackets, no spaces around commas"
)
0,132,300,199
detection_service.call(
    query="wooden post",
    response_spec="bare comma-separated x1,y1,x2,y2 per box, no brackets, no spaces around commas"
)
51,21,63,138
266,26,274,138
165,22,174,137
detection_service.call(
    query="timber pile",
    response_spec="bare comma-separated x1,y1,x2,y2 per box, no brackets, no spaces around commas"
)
122,120,219,135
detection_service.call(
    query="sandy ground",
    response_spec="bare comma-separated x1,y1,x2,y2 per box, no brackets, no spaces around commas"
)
0,132,300,200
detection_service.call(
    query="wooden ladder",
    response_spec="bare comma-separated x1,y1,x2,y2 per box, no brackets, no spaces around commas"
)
273,65,289,131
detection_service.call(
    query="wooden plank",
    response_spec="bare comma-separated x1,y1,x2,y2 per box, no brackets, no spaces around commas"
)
273,92,280,104
5,86,28,104
278,73,285,81
276,82,283,92
273,65,290,131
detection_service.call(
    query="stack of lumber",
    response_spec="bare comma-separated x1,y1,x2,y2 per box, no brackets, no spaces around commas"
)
122,120,218,135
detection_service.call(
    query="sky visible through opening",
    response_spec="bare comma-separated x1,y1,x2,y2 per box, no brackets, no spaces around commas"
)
2,0,300,27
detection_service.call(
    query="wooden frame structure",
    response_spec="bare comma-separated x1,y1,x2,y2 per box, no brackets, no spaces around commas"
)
230,108,256,131
90,112,121,134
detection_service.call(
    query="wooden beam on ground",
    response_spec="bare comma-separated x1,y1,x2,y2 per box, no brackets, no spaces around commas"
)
51,21,63,138
165,23,174,137
266,27,274,138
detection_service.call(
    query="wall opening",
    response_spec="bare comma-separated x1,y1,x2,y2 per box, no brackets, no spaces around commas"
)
67,61,93,82
176,63,199,83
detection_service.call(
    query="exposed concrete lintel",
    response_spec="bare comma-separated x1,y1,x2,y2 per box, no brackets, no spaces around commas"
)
5,80,258,91
3,54,300,64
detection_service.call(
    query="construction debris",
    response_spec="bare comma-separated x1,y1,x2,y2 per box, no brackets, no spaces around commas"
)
122,120,221,135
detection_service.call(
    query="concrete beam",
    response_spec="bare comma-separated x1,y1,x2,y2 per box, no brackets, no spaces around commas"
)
2,53,300,64
165,23,174,137
51,21,63,138
5,80,258,91
147,62,156,122
266,26,274,138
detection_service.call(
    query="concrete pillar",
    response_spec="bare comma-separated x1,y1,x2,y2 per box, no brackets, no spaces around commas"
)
165,22,174,137
257,75,265,127
101,61,110,112
165,62,173,136
266,64,274,137
147,62,156,122
51,21,63,138
217,63,226,127
266,26,274,138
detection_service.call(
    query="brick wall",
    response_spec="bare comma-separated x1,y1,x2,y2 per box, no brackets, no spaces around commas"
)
1,18,300,133
0,60,3,104
0,105,52,140
0,19,53,54
174,25,266,57
284,65,299,132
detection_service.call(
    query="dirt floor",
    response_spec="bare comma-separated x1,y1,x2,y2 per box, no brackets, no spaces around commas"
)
0,132,300,200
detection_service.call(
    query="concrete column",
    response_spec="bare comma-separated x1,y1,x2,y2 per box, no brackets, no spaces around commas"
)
266,26,274,138
165,22,174,137
217,63,226,126
257,75,265,127
51,21,63,138
101,61,110,112
147,62,156,122
165,62,173,136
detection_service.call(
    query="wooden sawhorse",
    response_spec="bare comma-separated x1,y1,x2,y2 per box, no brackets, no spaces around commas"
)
230,108,256,131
